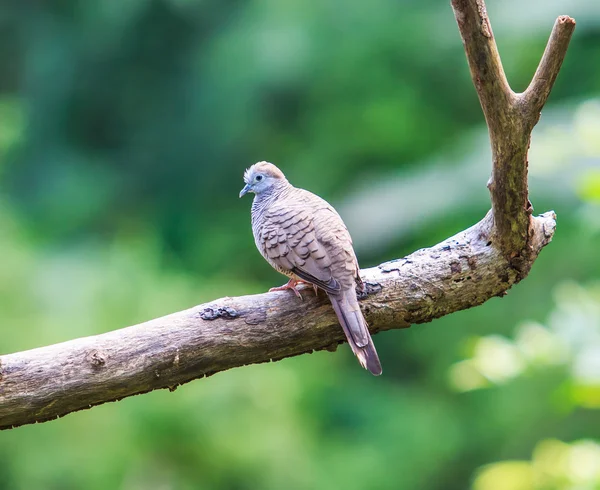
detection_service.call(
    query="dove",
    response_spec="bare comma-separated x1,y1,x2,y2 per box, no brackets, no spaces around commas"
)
239,161,382,375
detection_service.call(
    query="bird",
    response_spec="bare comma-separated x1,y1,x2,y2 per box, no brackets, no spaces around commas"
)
239,161,382,375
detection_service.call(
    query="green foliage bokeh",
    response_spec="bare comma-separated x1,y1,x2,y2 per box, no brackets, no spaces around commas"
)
0,1,599,489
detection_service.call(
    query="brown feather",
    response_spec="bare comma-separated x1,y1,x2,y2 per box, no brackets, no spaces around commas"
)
247,162,382,375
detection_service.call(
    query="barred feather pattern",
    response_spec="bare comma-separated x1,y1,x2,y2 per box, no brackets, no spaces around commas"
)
249,176,382,375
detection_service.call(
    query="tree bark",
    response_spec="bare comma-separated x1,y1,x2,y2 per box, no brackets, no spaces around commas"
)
0,0,575,430
452,1,575,268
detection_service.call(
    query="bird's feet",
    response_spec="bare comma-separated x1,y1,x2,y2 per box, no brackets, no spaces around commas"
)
269,279,319,300
269,278,304,300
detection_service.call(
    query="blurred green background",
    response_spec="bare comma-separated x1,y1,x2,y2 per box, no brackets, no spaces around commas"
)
1,0,600,489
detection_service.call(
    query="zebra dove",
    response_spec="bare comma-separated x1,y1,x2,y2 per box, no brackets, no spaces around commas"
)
239,161,382,375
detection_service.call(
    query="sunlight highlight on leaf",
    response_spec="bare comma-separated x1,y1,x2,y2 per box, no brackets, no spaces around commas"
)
473,439,600,490
473,461,534,490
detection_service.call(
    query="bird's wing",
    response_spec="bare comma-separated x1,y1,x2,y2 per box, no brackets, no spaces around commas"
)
261,198,357,295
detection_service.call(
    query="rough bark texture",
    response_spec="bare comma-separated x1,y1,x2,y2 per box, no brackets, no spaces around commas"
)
0,0,574,430
452,0,575,269
0,212,556,430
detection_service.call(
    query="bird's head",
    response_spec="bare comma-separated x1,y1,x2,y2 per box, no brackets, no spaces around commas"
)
239,161,287,198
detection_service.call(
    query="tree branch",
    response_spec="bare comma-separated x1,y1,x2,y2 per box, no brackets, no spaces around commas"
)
451,0,513,125
0,212,556,430
452,0,574,265
522,15,577,115
0,0,574,430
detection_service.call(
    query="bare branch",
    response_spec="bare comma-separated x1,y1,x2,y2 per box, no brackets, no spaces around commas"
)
451,0,513,127
451,0,574,267
0,0,574,430
522,15,576,116
0,212,556,430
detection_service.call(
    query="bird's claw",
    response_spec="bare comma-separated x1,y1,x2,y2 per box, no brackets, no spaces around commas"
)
269,279,304,300
269,279,320,300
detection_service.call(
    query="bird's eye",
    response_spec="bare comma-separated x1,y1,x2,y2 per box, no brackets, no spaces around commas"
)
255,175,263,182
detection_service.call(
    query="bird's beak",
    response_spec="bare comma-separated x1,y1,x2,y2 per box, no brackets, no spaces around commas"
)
239,184,251,198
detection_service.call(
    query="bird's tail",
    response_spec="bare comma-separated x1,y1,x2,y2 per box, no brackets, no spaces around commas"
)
328,290,382,376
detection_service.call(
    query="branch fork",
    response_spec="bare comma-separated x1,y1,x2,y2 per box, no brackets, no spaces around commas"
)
452,0,575,267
